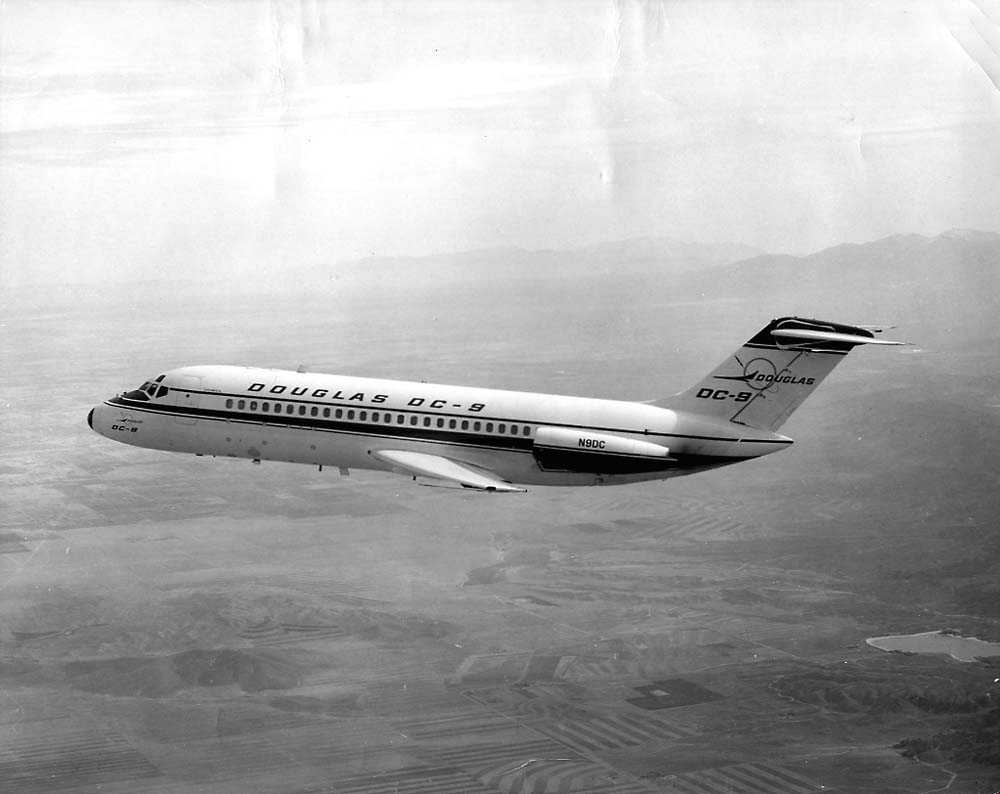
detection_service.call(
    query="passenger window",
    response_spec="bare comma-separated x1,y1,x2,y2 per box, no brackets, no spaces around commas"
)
311,406,318,417
298,405,306,415
226,399,233,409
436,418,444,428
359,411,367,421
449,419,456,429
347,410,355,420
485,423,493,432
474,422,481,431
397,414,404,424
371,412,379,422
461,420,469,430
250,401,257,411
509,425,517,435
262,402,269,413
410,416,418,426
335,409,343,419
286,404,294,414
498,424,505,434
523,426,531,436
423,417,431,427
384,413,392,423
323,408,330,418
238,400,246,410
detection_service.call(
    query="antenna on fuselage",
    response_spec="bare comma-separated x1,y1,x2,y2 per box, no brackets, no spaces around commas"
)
296,364,308,373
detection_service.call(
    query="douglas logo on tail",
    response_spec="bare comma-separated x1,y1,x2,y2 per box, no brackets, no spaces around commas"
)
714,357,816,390
88,317,905,492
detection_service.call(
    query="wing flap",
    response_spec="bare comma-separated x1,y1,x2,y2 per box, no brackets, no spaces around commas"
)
370,449,526,492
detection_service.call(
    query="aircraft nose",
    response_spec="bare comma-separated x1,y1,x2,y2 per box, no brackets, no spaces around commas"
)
87,408,95,430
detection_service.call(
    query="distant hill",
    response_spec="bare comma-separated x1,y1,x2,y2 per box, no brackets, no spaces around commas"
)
714,228,1000,291
331,227,1000,361
683,229,1000,351
339,231,998,323
340,236,763,279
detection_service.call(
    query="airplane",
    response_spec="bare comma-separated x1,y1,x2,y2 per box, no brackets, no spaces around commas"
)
88,316,903,492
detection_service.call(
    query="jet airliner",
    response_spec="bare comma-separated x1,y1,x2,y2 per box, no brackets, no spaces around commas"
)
88,317,903,491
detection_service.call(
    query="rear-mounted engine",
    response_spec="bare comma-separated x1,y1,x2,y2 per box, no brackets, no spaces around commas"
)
532,426,675,474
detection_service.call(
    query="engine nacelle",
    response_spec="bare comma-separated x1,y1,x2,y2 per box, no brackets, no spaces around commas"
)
534,426,670,457
532,426,673,474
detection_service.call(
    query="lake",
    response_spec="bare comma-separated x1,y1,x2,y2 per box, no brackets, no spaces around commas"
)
867,631,1000,662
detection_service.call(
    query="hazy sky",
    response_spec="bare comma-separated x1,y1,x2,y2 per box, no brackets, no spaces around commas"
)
2,0,1000,287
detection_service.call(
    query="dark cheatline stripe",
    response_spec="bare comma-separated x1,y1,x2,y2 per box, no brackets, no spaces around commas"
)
105,399,791,477
108,396,533,451
108,394,793,447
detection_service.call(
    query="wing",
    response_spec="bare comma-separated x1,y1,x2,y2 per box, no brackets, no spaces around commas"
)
370,449,527,492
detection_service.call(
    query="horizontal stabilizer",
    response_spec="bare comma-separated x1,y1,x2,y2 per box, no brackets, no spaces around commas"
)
770,328,906,348
370,449,526,492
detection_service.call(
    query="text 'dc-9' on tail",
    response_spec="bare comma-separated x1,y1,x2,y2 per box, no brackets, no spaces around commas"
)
658,317,905,432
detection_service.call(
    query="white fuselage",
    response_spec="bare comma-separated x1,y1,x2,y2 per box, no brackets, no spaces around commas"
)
89,365,791,487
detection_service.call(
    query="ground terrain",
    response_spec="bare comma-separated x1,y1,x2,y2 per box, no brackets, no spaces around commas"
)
2,232,999,792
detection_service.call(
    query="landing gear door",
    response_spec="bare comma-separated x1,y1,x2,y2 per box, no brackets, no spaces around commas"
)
173,374,203,425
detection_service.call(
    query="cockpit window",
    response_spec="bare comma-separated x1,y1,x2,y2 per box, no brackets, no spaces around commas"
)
123,381,152,401
124,378,167,402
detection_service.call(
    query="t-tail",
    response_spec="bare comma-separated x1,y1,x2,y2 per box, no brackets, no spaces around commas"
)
659,317,905,432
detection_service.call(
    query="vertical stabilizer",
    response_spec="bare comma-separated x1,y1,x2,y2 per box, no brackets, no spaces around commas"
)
658,317,903,431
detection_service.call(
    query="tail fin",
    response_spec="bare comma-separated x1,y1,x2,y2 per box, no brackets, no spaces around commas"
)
659,317,904,431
